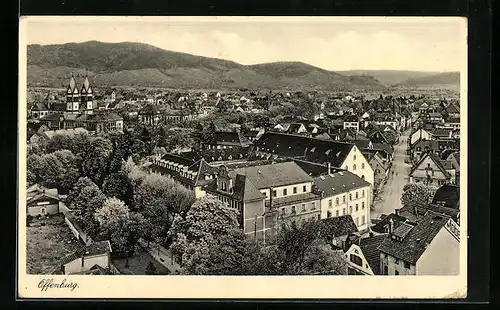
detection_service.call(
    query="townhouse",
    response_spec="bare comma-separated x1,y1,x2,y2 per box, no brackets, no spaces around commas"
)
378,211,460,275
313,170,371,232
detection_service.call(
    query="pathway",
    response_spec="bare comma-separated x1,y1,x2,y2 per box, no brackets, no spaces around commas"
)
137,238,183,274
371,130,412,220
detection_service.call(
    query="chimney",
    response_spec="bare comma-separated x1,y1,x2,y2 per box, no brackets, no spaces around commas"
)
327,162,332,175
413,206,418,217
395,208,399,216
388,218,394,235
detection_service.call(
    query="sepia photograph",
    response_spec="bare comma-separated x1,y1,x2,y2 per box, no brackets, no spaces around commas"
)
18,16,467,299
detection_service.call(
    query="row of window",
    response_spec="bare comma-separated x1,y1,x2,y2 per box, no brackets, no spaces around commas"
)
381,254,412,270
281,202,316,215
272,185,307,197
329,201,366,212
349,163,365,171
326,211,366,226
327,190,366,208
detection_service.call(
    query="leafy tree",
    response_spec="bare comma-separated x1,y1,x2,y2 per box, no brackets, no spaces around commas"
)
35,153,62,188
192,123,204,150
68,133,93,158
45,133,73,153
400,183,437,207
135,173,195,245
51,150,81,193
94,197,147,257
68,177,106,236
102,165,134,206
203,121,217,147
257,221,348,275
169,197,239,267
27,154,45,185
81,137,113,186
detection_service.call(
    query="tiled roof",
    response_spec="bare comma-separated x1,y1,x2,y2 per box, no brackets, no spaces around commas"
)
161,153,197,167
253,132,354,167
430,128,452,137
371,213,411,234
183,147,250,163
31,102,49,111
313,171,370,197
215,131,251,147
287,123,306,134
319,215,359,240
293,159,331,177
371,143,394,155
59,240,111,266
229,161,312,189
71,264,109,275
343,115,360,122
377,211,450,264
353,139,371,149
357,233,388,275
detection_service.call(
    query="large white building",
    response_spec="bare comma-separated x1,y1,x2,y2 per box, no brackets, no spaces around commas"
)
313,170,371,232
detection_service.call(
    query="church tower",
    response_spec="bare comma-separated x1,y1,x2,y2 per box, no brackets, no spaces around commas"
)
66,74,80,113
81,76,94,114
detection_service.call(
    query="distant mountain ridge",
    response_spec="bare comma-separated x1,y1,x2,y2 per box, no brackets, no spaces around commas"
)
337,70,444,86
396,72,460,86
27,41,384,91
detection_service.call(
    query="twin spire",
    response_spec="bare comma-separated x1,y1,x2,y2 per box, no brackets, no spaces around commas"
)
67,72,91,94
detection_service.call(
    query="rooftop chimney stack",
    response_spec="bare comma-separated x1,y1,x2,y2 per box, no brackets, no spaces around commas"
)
389,218,394,235
327,162,332,175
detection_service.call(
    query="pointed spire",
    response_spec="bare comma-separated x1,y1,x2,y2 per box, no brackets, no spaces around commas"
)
83,76,90,89
69,73,76,90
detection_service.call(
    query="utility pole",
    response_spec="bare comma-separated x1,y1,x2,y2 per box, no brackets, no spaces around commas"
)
254,214,257,239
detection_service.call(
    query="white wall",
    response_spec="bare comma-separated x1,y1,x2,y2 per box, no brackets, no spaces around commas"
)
380,253,416,275
410,155,450,185
194,186,207,199
342,145,375,187
265,182,312,199
410,129,432,145
319,185,371,231
416,226,460,275
345,244,374,275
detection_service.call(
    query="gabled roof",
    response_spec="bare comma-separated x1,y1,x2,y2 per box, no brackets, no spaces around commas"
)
446,103,460,114
215,131,251,147
319,215,359,240
313,171,370,197
355,233,389,275
377,211,451,264
31,102,49,111
253,132,355,168
409,152,452,178
447,152,460,166
229,161,312,189
292,159,333,177
410,138,439,151
59,240,111,266
371,143,394,155
287,123,306,134
371,213,410,234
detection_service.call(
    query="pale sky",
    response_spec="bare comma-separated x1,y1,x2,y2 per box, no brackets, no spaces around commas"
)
23,16,465,72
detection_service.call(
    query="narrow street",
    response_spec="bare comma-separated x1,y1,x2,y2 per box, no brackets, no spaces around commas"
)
371,130,412,220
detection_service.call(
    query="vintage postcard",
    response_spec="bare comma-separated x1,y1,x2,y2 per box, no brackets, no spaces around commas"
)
18,16,467,299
